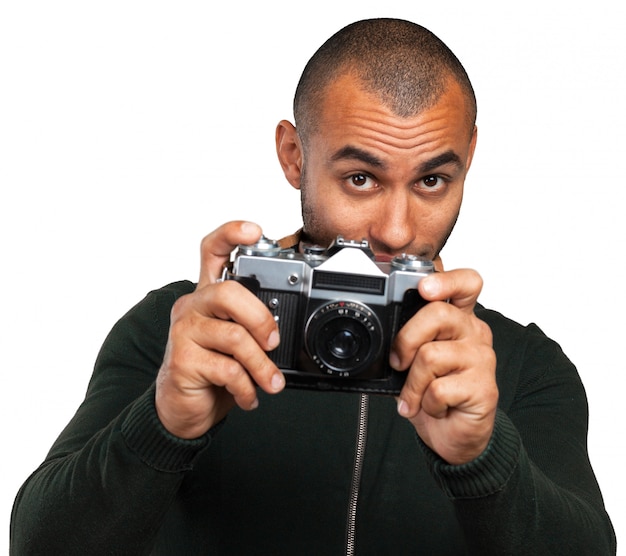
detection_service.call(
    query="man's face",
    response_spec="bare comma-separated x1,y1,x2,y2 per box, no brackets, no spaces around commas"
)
278,73,477,261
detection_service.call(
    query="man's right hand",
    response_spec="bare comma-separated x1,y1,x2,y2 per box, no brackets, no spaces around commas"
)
155,221,285,439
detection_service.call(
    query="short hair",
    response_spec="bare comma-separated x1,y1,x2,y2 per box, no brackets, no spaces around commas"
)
293,18,477,145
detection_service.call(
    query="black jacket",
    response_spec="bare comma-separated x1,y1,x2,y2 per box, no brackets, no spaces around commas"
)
11,280,616,554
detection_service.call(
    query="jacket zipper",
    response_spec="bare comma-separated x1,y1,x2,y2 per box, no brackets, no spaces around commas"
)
345,393,369,556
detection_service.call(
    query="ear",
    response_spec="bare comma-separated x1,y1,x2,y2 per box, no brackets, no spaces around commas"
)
275,120,303,190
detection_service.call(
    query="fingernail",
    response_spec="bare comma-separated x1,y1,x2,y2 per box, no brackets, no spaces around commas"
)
241,221,260,235
397,399,409,417
389,350,401,370
267,330,280,350
250,397,259,410
271,372,285,392
421,275,441,297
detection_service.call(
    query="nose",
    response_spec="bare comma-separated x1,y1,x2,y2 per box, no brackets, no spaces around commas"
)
368,190,417,255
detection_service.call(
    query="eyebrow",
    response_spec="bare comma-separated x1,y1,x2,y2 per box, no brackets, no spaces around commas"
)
418,150,463,174
330,145,463,175
330,146,386,169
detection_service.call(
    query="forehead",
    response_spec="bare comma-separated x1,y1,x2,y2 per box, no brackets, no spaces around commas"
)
310,74,472,154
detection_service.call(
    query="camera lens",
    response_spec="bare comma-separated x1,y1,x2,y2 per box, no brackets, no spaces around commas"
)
305,301,383,376
328,328,359,359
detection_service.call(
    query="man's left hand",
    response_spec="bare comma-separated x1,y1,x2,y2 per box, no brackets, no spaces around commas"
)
391,269,498,465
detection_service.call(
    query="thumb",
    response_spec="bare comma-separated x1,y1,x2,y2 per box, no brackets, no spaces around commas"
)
197,221,263,289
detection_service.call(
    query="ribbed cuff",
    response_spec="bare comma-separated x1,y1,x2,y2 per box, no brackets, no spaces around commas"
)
121,384,215,473
417,409,521,499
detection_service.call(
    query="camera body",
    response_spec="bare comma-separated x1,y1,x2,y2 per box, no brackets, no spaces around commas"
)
223,235,434,395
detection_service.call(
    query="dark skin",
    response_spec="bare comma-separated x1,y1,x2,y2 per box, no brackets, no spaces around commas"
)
156,73,498,465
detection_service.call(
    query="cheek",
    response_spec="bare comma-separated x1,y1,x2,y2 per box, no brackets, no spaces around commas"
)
429,198,461,241
302,186,369,242
301,168,350,227
304,195,355,231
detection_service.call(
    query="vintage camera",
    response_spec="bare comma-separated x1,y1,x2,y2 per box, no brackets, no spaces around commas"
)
223,235,434,395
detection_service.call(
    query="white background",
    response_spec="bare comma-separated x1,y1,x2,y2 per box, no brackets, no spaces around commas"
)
1,1,624,552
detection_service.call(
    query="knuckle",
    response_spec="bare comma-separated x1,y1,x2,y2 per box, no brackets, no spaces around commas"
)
163,344,190,376
218,357,246,383
474,317,492,341
416,342,441,368
222,320,249,345
425,377,446,402
429,300,453,321
168,308,200,342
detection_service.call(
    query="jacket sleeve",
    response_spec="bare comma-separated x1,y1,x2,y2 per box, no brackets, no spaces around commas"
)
10,281,212,556
418,310,617,555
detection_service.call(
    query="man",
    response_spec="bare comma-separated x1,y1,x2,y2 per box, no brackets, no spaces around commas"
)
11,18,616,555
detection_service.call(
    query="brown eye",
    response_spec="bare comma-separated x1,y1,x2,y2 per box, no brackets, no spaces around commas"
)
423,176,439,188
415,175,446,195
345,173,377,191
351,174,368,187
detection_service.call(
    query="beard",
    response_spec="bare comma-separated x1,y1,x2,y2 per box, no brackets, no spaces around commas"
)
299,165,338,249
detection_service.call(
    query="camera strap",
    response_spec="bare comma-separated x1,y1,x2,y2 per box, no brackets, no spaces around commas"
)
277,228,303,250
